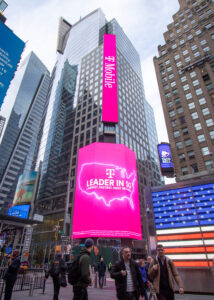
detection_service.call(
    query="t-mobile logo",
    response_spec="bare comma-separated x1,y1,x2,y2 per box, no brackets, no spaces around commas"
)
106,169,115,179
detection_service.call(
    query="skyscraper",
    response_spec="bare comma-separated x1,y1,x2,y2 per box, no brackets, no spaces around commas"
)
35,10,162,249
0,52,50,214
154,0,214,181
0,116,5,139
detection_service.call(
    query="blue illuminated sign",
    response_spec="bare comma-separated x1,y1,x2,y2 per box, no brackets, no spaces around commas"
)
8,204,30,219
0,22,25,108
158,143,174,169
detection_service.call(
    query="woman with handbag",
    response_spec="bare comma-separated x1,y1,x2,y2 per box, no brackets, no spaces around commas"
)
46,252,67,300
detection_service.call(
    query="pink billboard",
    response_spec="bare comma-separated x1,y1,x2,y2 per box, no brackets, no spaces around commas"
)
72,142,142,239
102,34,118,123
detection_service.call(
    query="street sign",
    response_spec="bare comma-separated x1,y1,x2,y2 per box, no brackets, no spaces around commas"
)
6,247,12,254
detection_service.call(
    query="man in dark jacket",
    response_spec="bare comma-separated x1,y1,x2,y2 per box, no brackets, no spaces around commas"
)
48,252,67,300
4,249,21,300
73,238,94,300
97,256,106,288
110,247,145,300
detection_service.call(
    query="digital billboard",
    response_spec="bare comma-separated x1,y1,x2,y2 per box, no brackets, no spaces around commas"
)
157,143,174,177
72,142,142,239
102,34,118,123
8,204,30,219
0,22,25,108
13,171,37,206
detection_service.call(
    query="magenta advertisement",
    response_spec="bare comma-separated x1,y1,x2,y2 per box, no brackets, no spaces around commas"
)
72,143,142,239
102,34,118,123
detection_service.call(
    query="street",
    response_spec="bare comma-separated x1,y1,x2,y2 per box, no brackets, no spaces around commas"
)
11,277,214,300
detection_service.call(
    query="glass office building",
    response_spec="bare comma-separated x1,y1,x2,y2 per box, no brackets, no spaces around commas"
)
35,9,162,247
0,52,50,214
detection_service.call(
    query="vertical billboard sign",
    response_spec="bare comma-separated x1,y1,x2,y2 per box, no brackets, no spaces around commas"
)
72,142,142,239
0,22,25,109
102,34,118,123
157,143,174,177
13,171,37,206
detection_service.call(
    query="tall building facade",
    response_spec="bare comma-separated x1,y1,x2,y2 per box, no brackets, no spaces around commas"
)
154,0,214,181
35,10,162,248
0,52,50,214
0,116,5,139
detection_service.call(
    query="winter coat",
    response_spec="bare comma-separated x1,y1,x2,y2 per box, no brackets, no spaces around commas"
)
48,255,67,278
73,248,91,288
148,256,183,294
4,256,21,281
97,261,106,276
110,258,145,299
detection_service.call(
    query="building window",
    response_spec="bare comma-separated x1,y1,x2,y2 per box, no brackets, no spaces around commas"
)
202,108,210,116
183,49,189,56
180,39,185,45
191,112,198,120
194,123,202,131
182,127,188,135
181,76,187,82
196,88,202,95
165,92,171,99
172,89,178,95
162,77,167,83
179,153,186,162
177,107,183,114
175,98,181,105
171,120,177,127
200,39,207,45
194,52,200,58
198,97,206,105
167,101,173,108
165,59,170,65
201,147,209,156
205,24,211,30
179,116,186,124
185,138,192,147
186,93,192,100
209,131,214,139
174,54,180,60
191,163,198,173
198,134,205,142
206,83,214,90
172,44,177,49
187,34,193,40
171,81,176,87
191,45,197,51
183,84,189,91
205,161,213,169
195,29,201,35
176,142,183,149
206,119,214,127
169,74,174,79
182,167,188,175
169,110,175,117
188,102,195,110
174,130,180,138
190,71,196,78
164,84,169,90
185,56,191,62
188,150,195,159
176,61,182,67
167,66,172,72
192,79,199,86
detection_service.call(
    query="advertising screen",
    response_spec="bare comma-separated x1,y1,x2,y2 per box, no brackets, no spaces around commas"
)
8,204,30,219
0,22,25,108
158,143,174,176
13,171,37,206
72,142,142,239
102,34,118,123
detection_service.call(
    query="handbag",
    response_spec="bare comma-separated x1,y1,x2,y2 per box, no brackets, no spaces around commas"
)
58,272,67,287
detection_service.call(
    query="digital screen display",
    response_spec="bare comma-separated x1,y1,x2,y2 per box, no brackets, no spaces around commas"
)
13,171,37,205
0,22,25,108
72,142,142,239
158,143,174,169
8,204,30,219
102,34,118,123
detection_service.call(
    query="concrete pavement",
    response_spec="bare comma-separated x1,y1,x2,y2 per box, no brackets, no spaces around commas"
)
10,277,214,300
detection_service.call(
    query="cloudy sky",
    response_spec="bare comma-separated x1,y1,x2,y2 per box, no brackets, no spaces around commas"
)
4,0,180,143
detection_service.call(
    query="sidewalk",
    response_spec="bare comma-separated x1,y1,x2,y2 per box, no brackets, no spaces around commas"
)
11,277,214,300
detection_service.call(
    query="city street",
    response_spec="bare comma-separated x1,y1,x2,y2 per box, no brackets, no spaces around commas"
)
11,277,214,300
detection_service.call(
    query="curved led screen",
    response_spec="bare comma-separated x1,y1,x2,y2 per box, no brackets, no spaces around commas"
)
72,142,142,239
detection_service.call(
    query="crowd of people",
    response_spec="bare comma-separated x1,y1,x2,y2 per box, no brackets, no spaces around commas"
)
2,240,187,300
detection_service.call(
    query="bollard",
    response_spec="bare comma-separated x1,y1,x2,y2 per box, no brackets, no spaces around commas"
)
104,274,106,286
29,276,36,296
94,272,97,288
42,276,46,294
0,280,4,300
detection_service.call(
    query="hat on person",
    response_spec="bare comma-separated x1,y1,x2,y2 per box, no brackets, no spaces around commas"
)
84,238,94,248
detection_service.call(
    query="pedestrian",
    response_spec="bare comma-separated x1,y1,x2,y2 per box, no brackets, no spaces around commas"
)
145,256,157,300
47,252,67,300
110,247,145,300
97,256,106,288
148,244,184,300
139,259,149,300
73,238,94,300
3,249,21,300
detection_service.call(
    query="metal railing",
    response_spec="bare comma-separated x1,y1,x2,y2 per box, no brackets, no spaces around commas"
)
0,267,46,299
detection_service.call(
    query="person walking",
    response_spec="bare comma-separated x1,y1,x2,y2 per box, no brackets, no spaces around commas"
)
73,238,94,300
97,256,106,288
110,247,145,300
47,252,67,300
145,256,157,300
3,249,21,300
139,259,149,300
148,244,184,300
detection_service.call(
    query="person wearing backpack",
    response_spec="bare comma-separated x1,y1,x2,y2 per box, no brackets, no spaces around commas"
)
73,238,94,300
148,244,184,300
47,252,67,300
